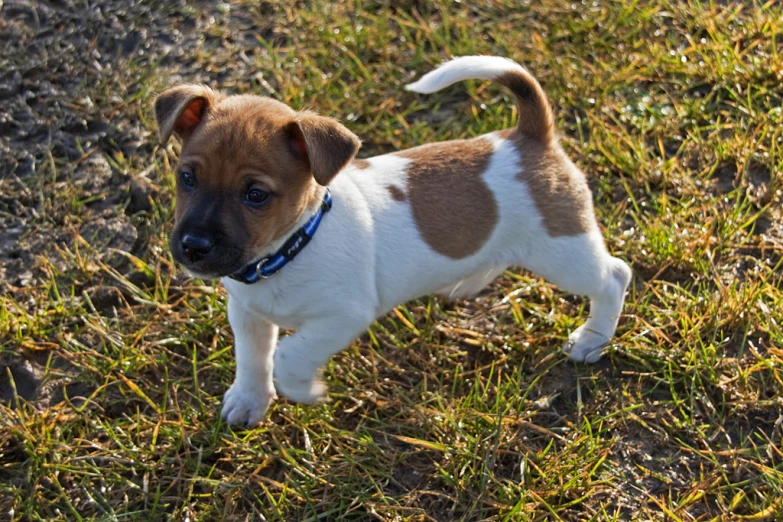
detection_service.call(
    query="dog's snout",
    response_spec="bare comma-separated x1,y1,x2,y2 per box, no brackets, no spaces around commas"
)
181,233,215,262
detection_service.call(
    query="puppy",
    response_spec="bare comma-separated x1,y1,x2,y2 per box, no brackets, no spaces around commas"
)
154,56,632,425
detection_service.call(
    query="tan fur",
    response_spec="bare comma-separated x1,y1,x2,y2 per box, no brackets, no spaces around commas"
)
154,84,225,143
154,88,358,268
498,128,594,236
386,185,406,201
498,71,555,143
294,111,361,186
352,159,372,170
178,96,322,257
396,137,498,259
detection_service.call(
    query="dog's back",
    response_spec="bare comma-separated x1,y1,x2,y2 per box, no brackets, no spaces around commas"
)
337,57,603,308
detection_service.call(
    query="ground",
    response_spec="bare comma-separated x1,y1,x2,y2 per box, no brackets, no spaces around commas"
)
1,0,782,520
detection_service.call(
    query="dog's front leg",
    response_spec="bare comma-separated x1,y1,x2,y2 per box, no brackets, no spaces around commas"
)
273,315,372,404
221,296,278,426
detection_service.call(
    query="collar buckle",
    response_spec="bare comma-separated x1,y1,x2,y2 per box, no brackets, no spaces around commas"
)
254,257,275,280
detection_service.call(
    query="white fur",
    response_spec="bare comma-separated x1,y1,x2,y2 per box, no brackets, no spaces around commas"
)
219,57,632,425
405,56,526,93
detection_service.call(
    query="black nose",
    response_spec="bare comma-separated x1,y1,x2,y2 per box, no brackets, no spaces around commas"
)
181,234,214,262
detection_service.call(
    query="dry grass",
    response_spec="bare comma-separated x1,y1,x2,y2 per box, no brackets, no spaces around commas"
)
1,0,782,520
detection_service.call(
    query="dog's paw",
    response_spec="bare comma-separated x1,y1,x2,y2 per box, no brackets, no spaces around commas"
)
273,354,327,404
221,382,275,426
564,325,610,364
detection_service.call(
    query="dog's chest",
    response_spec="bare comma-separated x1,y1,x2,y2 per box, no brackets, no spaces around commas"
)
222,277,310,329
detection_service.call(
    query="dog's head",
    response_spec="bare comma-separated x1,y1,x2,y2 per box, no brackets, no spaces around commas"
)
154,85,360,279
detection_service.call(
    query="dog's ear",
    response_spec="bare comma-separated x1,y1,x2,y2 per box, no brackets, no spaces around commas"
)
287,111,361,186
154,85,218,143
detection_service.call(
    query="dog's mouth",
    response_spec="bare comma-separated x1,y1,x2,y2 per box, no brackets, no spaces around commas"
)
183,265,253,282
176,259,250,281
179,265,222,281
176,256,251,280
170,239,250,281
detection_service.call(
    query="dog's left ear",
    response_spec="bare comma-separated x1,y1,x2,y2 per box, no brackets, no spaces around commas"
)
288,111,361,186
154,84,219,143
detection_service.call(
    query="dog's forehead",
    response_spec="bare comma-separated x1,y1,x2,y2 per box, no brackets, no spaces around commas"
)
215,95,295,120
186,96,294,151
176,95,308,191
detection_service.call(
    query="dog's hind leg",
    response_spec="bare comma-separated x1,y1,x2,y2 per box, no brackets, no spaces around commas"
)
513,233,632,363
562,254,631,362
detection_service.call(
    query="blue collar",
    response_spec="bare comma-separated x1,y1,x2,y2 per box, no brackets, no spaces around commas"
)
229,189,332,284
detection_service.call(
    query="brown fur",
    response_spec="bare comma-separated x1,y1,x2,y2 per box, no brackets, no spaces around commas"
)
177,97,320,260
293,111,361,186
386,185,406,201
498,70,555,143
154,85,225,143
498,128,594,236
154,87,359,275
396,137,498,259
352,158,372,170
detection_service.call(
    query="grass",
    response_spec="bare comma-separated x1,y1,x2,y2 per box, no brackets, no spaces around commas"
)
1,0,783,520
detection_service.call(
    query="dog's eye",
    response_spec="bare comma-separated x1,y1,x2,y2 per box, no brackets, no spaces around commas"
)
180,170,196,188
246,188,270,205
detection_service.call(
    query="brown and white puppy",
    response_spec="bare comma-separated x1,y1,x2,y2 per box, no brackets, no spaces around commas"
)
155,56,631,425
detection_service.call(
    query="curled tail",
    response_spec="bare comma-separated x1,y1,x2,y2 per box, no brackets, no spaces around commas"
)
405,56,555,143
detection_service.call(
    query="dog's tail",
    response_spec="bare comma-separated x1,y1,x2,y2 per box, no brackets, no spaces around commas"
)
405,56,554,143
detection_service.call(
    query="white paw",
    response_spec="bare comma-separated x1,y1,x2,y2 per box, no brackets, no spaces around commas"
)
221,382,275,426
273,351,327,404
564,325,610,363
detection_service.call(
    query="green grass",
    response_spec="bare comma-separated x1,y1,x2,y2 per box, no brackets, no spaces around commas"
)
2,0,783,520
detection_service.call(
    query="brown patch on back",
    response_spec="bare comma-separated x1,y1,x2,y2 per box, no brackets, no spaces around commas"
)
387,185,406,201
498,128,594,236
397,137,498,259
